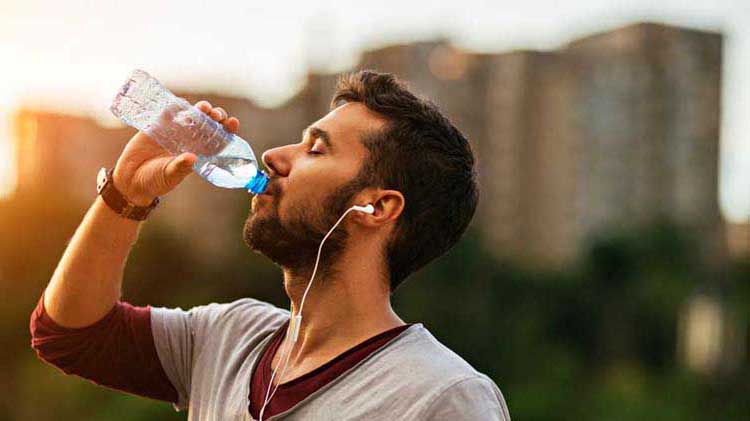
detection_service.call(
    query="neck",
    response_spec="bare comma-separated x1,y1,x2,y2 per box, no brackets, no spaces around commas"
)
280,235,404,362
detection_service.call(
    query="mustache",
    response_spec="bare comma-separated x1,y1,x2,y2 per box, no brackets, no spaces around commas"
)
264,178,281,196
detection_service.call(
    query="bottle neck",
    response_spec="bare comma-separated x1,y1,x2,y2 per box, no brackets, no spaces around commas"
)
245,170,270,194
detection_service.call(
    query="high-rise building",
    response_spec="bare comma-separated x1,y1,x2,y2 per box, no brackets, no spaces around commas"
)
354,24,725,269
566,23,725,268
13,110,130,204
8,22,726,269
726,222,750,261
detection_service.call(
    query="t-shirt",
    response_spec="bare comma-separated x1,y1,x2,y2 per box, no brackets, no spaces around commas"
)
30,294,511,420
151,298,510,420
248,319,412,419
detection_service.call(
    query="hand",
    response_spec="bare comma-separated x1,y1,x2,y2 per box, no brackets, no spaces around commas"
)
112,100,241,206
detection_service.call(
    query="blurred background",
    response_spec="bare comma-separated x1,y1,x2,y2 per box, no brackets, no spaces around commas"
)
1,1,749,420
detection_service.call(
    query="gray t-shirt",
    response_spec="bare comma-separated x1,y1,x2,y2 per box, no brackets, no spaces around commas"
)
151,298,510,420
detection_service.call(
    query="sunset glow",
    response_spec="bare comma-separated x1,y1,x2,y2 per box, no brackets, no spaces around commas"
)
0,100,18,200
0,0,748,221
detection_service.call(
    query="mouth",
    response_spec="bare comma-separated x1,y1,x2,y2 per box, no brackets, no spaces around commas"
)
253,191,271,203
256,184,277,200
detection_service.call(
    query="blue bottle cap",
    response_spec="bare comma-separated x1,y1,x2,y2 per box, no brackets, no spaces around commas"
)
245,170,269,194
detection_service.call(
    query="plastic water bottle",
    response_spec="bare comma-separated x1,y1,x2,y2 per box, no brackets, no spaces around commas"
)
109,69,269,195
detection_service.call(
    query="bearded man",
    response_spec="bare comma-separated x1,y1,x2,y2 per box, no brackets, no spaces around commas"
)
30,70,510,420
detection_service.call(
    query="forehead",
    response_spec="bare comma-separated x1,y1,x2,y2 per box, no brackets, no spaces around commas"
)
313,102,387,152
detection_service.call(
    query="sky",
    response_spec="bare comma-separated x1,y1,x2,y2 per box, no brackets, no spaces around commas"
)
0,0,748,222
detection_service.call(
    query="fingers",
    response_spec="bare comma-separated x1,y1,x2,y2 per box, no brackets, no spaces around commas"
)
210,107,227,121
194,100,240,133
194,100,224,121
195,100,212,114
224,116,240,133
163,152,198,188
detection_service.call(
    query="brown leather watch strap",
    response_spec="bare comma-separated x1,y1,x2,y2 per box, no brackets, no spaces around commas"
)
97,168,159,221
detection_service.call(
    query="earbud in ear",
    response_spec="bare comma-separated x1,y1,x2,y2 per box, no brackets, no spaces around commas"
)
352,204,375,214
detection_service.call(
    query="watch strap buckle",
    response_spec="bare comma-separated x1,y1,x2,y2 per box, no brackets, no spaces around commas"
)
121,202,137,218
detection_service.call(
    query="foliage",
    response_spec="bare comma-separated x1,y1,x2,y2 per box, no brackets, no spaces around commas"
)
1,197,747,420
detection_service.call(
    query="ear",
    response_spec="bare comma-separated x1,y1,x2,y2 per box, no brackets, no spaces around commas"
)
355,189,404,228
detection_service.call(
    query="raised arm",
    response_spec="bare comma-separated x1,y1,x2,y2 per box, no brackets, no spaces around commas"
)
39,100,238,328
29,101,240,403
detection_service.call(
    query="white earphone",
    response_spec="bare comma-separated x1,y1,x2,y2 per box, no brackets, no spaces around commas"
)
351,204,375,214
258,203,374,420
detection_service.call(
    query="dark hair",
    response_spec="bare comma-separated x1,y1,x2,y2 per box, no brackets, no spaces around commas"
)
331,70,479,291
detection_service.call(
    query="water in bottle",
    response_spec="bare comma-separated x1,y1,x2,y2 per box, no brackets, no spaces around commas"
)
109,69,269,194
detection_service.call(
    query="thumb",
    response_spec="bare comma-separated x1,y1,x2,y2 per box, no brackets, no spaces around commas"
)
163,153,198,188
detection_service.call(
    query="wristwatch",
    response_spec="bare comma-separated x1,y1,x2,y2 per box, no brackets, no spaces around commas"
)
96,167,160,221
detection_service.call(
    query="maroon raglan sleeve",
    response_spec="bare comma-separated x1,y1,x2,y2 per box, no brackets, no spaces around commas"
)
29,292,178,404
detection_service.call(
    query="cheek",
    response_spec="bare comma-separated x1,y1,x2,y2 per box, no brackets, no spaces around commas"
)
288,169,328,201
279,190,307,220
287,157,359,210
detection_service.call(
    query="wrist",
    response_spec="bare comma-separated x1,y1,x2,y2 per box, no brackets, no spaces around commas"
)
94,196,143,227
98,167,160,221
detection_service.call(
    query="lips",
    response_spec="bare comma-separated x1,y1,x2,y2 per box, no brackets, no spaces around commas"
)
260,183,277,196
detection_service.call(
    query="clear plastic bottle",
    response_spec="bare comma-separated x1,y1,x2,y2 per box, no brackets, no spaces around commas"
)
109,69,269,194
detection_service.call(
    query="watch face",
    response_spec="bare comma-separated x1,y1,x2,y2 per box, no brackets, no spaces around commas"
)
97,168,108,194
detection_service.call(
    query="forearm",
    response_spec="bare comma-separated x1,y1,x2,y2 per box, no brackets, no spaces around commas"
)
43,196,143,328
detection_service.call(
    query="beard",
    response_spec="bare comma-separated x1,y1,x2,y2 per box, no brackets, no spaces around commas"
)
243,175,371,282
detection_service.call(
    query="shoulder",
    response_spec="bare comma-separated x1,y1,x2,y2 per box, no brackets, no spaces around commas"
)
377,325,510,419
191,297,289,328
154,296,287,324
151,297,289,347
383,324,484,380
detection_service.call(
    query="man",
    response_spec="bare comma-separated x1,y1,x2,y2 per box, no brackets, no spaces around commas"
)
30,70,510,420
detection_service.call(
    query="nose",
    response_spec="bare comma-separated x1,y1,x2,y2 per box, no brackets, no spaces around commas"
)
261,145,290,178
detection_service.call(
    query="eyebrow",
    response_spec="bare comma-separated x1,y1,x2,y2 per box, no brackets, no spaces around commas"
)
302,126,333,150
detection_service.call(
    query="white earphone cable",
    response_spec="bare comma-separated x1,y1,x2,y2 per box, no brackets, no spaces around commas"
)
298,207,358,328
258,205,364,420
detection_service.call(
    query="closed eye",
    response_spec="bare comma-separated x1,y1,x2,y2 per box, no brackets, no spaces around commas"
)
301,136,325,156
306,141,325,155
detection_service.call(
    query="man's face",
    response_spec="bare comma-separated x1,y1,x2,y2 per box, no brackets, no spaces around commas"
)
243,102,385,275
